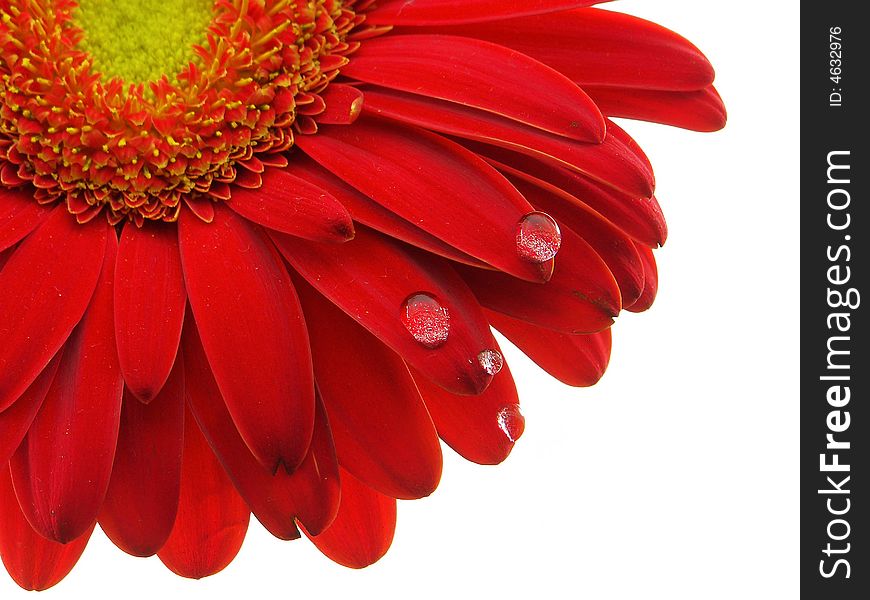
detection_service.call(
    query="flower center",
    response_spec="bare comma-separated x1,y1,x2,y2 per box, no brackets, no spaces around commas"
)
73,0,214,84
0,0,361,225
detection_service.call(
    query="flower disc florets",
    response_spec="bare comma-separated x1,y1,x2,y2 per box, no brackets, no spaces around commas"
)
0,0,358,224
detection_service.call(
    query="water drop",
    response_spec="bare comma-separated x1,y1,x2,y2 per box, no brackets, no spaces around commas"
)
401,292,450,348
516,211,562,263
477,349,504,376
497,404,525,443
349,96,364,122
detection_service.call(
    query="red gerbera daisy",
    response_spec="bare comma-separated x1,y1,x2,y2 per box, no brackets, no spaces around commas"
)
0,0,725,591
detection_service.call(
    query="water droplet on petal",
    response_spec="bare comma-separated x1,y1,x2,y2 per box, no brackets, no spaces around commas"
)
349,96,364,122
477,349,504,375
401,292,450,348
497,404,525,443
516,211,562,263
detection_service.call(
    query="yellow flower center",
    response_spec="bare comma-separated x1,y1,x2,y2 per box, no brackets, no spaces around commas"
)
0,0,360,225
73,0,215,84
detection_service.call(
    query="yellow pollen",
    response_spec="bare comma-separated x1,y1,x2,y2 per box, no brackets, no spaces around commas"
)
73,0,215,83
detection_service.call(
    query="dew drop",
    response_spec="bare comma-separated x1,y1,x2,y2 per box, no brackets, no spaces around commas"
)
477,349,504,376
349,96,364,122
497,404,525,443
401,292,450,348
516,211,562,263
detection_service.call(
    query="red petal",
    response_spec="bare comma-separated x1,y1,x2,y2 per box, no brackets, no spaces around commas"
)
587,85,727,132
0,468,93,592
626,244,659,313
0,206,108,412
11,233,123,543
414,8,714,91
511,178,645,307
307,468,396,569
290,155,484,266
459,225,620,333
115,222,186,402
488,310,611,386
464,122,655,201
362,87,653,199
183,195,215,223
0,162,26,186
233,168,263,189
343,35,604,142
297,118,549,282
274,226,499,395
289,155,487,267
318,84,365,125
367,0,605,25
608,119,655,181
0,246,11,271
183,320,340,539
415,361,524,465
0,356,61,468
99,360,185,557
482,148,667,247
179,207,315,472
157,409,250,579
297,278,442,499
0,188,50,252
227,168,355,242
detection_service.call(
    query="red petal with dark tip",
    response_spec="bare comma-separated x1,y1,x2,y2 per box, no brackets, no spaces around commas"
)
0,468,93,592
307,468,396,569
0,206,108,412
362,87,653,199
487,310,611,387
626,244,659,313
227,168,355,243
512,178,645,307
158,409,250,579
318,84,365,125
344,35,605,142
115,222,186,402
274,226,499,395
11,233,123,543
297,118,547,282
100,361,185,557
297,278,442,500
587,85,728,132
414,361,523,465
179,207,315,472
183,320,340,539
0,188,50,252
459,226,620,334
291,155,484,266
0,356,60,468
367,0,605,25
411,8,714,91
482,148,667,247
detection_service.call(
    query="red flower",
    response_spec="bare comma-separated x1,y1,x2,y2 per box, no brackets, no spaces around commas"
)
0,0,724,590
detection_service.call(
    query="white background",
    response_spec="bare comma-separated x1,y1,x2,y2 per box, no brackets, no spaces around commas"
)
2,1,800,598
